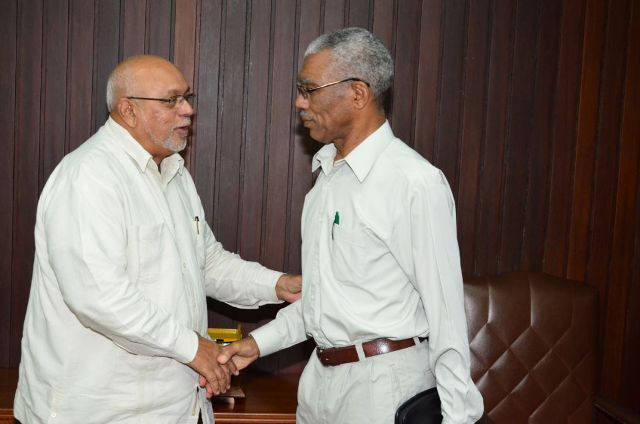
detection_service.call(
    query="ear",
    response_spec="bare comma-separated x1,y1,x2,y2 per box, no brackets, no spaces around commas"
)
116,98,138,127
351,81,371,110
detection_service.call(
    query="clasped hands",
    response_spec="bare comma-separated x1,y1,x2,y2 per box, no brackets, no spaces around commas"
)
188,274,301,398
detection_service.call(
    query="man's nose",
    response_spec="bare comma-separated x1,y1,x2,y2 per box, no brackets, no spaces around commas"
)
179,98,195,116
294,93,308,110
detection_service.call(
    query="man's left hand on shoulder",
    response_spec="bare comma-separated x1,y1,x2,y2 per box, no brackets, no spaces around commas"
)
275,274,302,303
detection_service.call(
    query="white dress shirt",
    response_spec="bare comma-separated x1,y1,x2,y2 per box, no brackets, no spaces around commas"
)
252,121,483,423
14,118,283,424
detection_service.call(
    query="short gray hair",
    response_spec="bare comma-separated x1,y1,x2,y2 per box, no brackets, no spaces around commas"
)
305,27,393,104
105,61,133,112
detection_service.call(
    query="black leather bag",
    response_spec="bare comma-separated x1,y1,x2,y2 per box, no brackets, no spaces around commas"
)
394,387,443,424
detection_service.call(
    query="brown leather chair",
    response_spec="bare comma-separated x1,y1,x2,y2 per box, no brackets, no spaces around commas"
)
464,272,598,423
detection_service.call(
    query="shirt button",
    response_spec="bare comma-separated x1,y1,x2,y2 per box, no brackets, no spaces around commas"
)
51,412,57,418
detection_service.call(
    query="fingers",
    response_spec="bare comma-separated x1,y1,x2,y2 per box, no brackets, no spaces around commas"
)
189,335,234,396
275,274,303,303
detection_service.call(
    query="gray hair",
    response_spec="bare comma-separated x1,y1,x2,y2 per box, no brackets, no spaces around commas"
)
105,61,133,112
305,27,393,104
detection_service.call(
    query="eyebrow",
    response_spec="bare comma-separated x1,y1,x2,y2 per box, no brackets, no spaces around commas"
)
167,87,192,96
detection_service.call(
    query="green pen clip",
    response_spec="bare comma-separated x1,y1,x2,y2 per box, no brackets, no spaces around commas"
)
331,211,340,240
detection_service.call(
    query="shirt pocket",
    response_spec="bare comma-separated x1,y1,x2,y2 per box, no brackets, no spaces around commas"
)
130,222,168,284
329,224,371,284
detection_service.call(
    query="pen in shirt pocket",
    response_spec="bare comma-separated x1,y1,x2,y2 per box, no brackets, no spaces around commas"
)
194,216,200,235
331,211,339,240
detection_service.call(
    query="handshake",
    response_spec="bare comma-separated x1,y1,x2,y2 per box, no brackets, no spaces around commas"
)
187,273,301,397
189,334,261,398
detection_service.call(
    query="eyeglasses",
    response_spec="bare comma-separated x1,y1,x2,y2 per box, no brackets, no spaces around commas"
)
296,77,369,99
127,92,195,108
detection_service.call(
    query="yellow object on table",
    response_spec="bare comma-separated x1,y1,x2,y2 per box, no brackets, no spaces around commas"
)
208,324,242,345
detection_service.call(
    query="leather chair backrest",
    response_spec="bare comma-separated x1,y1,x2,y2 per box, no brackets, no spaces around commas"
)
464,272,597,423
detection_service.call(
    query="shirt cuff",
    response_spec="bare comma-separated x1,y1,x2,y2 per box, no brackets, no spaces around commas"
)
254,269,284,303
250,322,286,357
173,328,199,364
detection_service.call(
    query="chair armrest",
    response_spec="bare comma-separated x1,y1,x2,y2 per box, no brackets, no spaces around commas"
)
595,395,640,424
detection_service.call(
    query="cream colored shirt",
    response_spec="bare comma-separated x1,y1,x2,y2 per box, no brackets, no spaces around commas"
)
252,121,483,423
14,118,283,424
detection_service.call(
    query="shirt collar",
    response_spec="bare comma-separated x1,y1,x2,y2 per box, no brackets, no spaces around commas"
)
105,117,184,176
311,120,394,182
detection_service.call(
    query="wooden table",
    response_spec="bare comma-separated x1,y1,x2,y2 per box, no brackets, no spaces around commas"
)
0,368,298,424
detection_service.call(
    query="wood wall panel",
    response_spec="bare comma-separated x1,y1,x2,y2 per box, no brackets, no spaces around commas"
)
146,0,174,59
521,0,562,273
216,0,248,253
543,0,586,277
1,0,638,415
457,0,490,277
67,0,95,152
393,0,422,148
618,0,640,405
588,0,632,398
93,0,120,132
263,0,296,272
432,0,465,190
412,0,442,161
122,0,146,57
498,0,537,273
238,0,274,264
193,0,222,230
473,0,514,276
41,0,69,185
567,0,605,282
0,0,17,367
11,0,44,365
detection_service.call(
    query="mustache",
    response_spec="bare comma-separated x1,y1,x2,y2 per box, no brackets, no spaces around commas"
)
299,111,312,120
173,119,192,129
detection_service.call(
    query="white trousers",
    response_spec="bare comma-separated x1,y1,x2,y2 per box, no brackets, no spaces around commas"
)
296,339,435,424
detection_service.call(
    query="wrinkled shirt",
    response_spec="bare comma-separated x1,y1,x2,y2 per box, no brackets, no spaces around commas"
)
14,118,283,424
251,121,483,423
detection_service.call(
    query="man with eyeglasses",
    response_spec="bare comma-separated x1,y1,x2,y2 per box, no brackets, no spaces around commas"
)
13,55,301,424
220,28,483,423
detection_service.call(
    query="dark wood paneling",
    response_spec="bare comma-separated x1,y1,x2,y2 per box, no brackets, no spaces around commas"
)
11,0,44,365
371,0,394,50
588,0,631,398
238,0,274,264
473,0,514,276
432,0,465,191
543,0,586,276
457,0,490,277
193,0,222,227
412,0,442,161
323,0,347,32
122,0,146,58
215,0,248,253
1,0,639,415
620,0,640,405
392,0,422,147
567,0,605,282
41,0,69,186
146,0,174,59
498,0,538,273
521,0,562,272
263,0,296,271
604,0,640,401
347,0,372,29
67,0,95,151
173,0,199,171
93,0,120,133
0,0,17,367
